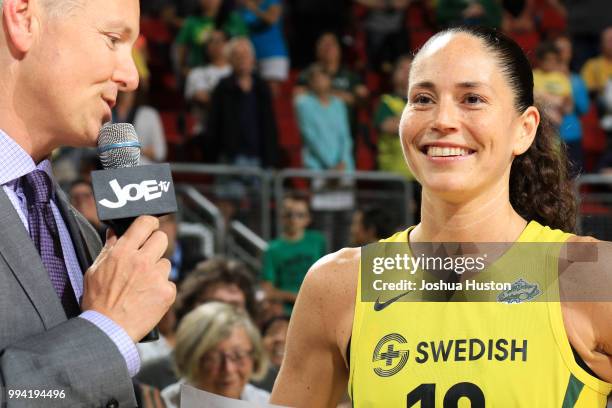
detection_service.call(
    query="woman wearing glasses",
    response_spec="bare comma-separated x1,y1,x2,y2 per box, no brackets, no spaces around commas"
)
161,302,269,406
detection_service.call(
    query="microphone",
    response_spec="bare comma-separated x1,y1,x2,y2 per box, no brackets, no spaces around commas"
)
91,123,178,342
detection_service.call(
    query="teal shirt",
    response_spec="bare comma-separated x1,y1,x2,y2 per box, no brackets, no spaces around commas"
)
294,93,355,171
262,230,327,294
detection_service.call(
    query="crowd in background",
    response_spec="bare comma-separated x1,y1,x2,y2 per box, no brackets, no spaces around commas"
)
51,0,612,406
125,0,612,175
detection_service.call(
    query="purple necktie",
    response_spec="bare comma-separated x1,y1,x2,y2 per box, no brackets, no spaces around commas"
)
21,170,80,318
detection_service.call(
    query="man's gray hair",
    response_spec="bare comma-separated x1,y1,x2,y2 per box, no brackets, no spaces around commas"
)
224,36,255,60
0,0,85,17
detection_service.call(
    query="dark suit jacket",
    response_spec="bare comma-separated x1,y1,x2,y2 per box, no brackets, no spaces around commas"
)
207,73,279,168
0,186,137,407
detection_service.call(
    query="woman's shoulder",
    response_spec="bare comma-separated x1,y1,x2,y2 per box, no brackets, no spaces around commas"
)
567,234,601,243
308,247,361,279
301,247,360,308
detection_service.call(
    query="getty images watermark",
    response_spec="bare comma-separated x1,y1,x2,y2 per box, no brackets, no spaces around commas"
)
360,241,610,304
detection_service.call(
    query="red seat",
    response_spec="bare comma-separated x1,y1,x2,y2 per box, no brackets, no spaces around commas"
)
508,30,540,62
160,111,182,144
140,17,172,45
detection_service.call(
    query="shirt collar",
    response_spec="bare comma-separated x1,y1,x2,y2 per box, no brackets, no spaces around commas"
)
0,129,54,186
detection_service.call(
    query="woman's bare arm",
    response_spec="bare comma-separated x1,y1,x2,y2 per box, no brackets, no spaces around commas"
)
271,248,359,407
561,236,612,382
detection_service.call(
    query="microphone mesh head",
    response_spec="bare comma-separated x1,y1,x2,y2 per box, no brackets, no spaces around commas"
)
97,123,141,169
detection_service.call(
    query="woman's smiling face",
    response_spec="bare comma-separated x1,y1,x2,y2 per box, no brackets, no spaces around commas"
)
400,32,538,203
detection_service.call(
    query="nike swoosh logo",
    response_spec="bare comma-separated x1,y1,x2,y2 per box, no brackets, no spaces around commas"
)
373,291,411,311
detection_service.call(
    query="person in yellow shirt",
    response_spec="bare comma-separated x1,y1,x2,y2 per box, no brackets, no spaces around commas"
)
270,26,612,407
373,55,414,180
533,42,573,127
580,26,612,94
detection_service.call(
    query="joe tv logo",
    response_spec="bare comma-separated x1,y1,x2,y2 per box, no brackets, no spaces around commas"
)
99,179,172,209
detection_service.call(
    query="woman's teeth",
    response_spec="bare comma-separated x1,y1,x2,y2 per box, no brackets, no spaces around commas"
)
426,146,472,157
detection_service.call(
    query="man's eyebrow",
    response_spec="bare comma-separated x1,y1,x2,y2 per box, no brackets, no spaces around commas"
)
103,20,134,36
411,81,435,90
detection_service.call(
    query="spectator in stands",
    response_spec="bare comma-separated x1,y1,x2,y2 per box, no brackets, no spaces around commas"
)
533,42,573,128
238,0,289,94
208,37,279,168
580,26,612,96
252,315,290,392
137,257,257,390
295,64,355,172
185,30,233,136
175,257,257,322
555,34,590,174
436,0,502,29
295,32,368,110
68,179,106,241
113,89,167,165
373,55,413,179
261,195,327,312
161,302,269,407
354,0,410,72
176,0,248,75
581,26,612,153
349,206,396,246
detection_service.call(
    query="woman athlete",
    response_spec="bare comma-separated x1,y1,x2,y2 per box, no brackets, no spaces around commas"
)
270,26,612,407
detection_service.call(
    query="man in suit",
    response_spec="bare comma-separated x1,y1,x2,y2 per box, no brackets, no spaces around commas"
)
0,0,176,406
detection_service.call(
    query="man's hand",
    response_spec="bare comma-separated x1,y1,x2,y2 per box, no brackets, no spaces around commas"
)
81,216,177,342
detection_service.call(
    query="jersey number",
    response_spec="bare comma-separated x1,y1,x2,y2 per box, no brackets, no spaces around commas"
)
406,382,485,408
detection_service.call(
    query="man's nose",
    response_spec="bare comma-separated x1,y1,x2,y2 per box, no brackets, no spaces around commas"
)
113,49,140,92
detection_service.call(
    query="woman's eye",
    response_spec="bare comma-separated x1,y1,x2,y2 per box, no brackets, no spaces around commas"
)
464,94,484,104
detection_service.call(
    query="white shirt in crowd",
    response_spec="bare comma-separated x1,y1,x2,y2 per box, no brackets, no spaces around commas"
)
133,106,167,165
185,65,233,100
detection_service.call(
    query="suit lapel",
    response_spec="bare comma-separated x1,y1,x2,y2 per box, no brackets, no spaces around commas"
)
0,188,66,328
54,187,93,274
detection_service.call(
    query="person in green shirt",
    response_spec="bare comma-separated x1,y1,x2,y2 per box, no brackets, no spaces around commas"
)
373,55,414,180
261,195,327,311
176,0,248,74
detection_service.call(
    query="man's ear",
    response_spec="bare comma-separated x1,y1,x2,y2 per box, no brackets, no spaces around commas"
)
513,106,540,156
3,0,37,55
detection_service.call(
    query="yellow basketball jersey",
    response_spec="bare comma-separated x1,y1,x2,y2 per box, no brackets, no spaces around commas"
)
348,221,612,407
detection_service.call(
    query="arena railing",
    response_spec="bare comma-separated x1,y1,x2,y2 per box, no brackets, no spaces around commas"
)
171,163,273,240
274,168,414,251
171,164,415,250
